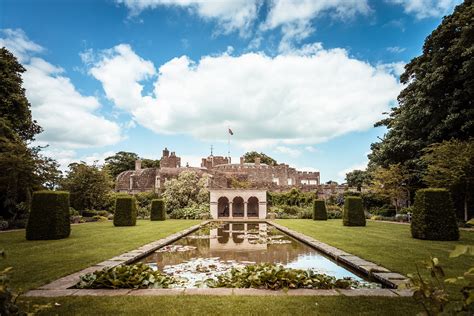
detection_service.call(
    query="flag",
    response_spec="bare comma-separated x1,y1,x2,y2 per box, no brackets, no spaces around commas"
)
228,128,234,135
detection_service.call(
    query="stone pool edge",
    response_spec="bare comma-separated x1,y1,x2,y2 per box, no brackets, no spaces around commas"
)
24,220,412,298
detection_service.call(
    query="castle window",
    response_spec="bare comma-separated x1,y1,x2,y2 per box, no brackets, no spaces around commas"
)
272,177,279,185
287,178,293,185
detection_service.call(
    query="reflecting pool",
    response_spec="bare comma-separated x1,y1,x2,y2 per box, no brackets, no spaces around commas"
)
137,222,378,288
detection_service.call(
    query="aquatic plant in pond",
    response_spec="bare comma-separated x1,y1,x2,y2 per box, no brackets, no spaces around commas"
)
75,263,179,289
206,263,358,290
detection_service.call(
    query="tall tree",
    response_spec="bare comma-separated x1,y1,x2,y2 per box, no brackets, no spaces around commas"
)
421,139,474,221
369,1,473,173
345,170,370,191
371,164,411,212
243,151,277,166
104,151,140,178
0,48,42,142
60,162,113,211
0,48,60,220
162,171,209,212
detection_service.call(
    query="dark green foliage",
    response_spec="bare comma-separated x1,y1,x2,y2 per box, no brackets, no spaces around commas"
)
113,196,137,227
26,191,71,240
104,152,161,179
370,206,396,217
243,151,277,166
0,48,42,142
104,151,139,179
0,250,25,315
345,170,370,191
411,189,459,241
269,205,312,219
206,263,357,290
150,199,166,221
369,1,474,176
313,200,327,220
268,188,316,207
343,196,366,227
360,192,391,212
61,162,112,211
75,263,177,289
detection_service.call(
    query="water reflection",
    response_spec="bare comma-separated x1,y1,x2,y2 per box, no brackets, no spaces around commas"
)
139,222,365,281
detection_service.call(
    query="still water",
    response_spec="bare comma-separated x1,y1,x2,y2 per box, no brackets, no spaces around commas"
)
138,222,374,287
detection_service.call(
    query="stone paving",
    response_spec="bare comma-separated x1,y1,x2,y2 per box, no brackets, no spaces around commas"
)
24,220,413,298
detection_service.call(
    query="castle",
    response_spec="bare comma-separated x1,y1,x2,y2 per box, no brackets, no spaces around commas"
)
115,148,320,193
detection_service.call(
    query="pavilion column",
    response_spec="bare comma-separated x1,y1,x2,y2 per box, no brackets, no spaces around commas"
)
229,202,233,219
244,202,248,219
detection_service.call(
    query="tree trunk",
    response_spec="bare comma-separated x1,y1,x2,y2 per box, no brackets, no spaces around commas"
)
464,193,468,222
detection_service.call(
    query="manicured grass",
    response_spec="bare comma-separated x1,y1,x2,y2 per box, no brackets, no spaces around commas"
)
21,296,421,316
276,219,474,285
0,220,200,291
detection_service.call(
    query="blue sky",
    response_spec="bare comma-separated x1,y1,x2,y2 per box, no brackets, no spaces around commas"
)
0,0,462,182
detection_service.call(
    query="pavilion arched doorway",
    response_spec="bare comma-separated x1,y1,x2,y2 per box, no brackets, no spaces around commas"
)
247,196,259,217
232,197,244,217
218,197,229,218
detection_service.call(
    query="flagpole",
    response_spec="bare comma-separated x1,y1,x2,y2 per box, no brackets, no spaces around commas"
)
228,126,230,160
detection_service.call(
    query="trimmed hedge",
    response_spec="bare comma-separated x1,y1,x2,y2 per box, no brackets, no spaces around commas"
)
313,200,327,220
26,191,71,240
114,196,137,226
343,196,366,226
411,188,459,241
150,199,166,221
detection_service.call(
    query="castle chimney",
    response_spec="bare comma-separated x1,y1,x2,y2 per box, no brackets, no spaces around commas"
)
162,148,170,157
135,159,142,170
255,157,261,166
240,157,244,165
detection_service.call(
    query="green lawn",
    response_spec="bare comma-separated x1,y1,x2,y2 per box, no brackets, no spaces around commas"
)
0,219,200,291
25,296,420,316
4,219,473,315
276,219,474,285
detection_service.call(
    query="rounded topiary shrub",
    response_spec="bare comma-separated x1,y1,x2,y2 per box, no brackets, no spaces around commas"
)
343,196,366,226
411,188,459,241
150,199,166,221
313,200,327,220
26,191,71,240
114,196,137,226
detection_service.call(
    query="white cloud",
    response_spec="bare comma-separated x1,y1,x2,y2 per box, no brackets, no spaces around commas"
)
0,29,44,62
305,146,317,152
386,46,406,53
0,29,122,149
275,146,301,158
89,43,401,149
42,148,115,170
377,61,406,77
337,162,368,182
262,0,371,52
387,0,462,19
115,0,261,36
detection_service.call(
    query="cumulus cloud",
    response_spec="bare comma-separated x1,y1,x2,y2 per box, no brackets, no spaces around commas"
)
89,43,401,148
0,29,122,148
275,146,301,158
262,0,371,52
387,0,462,19
115,0,262,36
